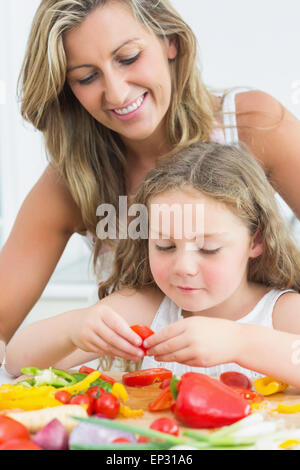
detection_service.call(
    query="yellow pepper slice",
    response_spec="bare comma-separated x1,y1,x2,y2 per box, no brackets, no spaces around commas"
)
111,383,129,403
279,440,300,449
0,395,62,410
58,371,101,395
253,376,288,396
275,403,300,414
119,403,143,418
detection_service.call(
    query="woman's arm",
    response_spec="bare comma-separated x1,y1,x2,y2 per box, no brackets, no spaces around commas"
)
236,90,300,218
5,286,163,376
0,165,84,344
236,292,300,388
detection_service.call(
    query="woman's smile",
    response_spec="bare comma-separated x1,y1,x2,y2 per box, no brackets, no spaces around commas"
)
109,92,148,120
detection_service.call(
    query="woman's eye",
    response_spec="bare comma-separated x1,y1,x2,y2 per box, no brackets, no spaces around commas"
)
78,73,97,85
119,52,141,65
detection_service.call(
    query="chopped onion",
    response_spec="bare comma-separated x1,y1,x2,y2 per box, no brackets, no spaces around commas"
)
69,420,137,447
32,418,68,450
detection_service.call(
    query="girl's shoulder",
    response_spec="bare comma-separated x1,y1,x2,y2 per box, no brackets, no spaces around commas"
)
272,290,300,333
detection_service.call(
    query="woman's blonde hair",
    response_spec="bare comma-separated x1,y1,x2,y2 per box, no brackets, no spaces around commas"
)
99,141,300,298
18,0,216,275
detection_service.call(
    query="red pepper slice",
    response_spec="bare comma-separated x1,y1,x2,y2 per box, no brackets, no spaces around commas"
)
148,385,176,411
220,371,252,390
231,387,264,403
122,368,172,387
130,325,154,353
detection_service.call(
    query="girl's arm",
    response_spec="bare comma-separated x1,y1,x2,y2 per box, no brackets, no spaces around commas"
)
236,292,300,387
5,286,163,376
236,90,300,219
0,165,84,345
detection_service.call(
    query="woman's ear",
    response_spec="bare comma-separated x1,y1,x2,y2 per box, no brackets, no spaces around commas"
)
249,230,263,258
166,34,178,60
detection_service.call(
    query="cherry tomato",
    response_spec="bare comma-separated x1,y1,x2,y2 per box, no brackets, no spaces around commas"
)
0,438,41,450
0,416,30,444
54,390,71,404
123,368,172,387
112,438,132,443
130,325,154,353
220,371,252,390
231,387,264,403
93,392,120,419
69,393,93,415
86,386,105,414
150,417,180,436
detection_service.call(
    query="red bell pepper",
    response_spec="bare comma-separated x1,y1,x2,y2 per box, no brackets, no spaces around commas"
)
148,385,176,411
172,372,251,428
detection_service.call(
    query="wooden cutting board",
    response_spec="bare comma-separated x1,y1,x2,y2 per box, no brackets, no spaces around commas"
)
14,371,300,435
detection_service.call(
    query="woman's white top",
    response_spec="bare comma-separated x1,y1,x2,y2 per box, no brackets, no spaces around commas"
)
142,288,295,380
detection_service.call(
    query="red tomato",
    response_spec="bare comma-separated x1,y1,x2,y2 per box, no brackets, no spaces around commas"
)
130,325,154,353
220,371,252,389
0,439,41,450
123,368,172,387
69,393,93,415
0,416,30,444
137,436,149,443
54,390,71,404
112,438,132,443
93,392,120,419
150,417,179,436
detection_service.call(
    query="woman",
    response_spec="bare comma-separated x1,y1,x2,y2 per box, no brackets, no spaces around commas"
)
0,0,299,348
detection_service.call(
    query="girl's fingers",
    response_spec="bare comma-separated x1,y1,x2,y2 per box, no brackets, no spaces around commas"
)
101,308,142,346
147,334,189,358
95,321,144,358
88,332,142,361
144,321,186,350
153,346,196,364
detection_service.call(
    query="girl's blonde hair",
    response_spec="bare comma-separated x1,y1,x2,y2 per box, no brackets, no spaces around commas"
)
99,141,300,298
18,0,215,275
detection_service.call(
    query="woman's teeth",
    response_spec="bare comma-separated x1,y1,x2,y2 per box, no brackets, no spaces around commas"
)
114,94,145,115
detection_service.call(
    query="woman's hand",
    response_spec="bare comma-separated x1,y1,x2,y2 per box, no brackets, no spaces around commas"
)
143,316,242,367
69,304,144,362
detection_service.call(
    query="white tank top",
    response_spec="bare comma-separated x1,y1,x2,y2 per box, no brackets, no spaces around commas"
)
142,288,295,380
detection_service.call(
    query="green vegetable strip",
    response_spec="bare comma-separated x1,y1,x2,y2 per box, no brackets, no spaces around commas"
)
70,442,170,451
183,430,213,443
72,416,187,445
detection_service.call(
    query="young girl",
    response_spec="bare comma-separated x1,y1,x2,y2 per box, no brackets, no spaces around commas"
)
5,142,300,386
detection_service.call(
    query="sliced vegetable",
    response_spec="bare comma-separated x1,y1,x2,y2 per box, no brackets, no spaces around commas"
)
111,382,129,402
274,403,300,414
150,417,179,436
0,415,30,444
0,439,42,450
32,418,68,450
69,420,137,447
59,371,101,395
220,372,252,390
172,372,251,428
20,367,77,388
119,403,143,418
253,376,289,396
230,387,264,404
6,405,88,434
122,368,172,387
130,325,154,354
78,367,116,384
148,385,175,411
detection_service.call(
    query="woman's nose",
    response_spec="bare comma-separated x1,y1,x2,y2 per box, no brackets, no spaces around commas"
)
102,69,129,108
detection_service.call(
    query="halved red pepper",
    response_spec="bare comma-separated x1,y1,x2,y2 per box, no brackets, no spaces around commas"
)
122,368,172,387
172,372,251,428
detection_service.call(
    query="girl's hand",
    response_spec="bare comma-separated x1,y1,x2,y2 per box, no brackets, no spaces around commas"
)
69,304,144,362
143,316,242,367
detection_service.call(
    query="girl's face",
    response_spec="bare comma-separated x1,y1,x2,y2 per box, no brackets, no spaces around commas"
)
64,1,177,145
148,188,263,313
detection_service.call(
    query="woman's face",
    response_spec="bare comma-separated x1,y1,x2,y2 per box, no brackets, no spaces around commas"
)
64,1,177,145
148,188,263,314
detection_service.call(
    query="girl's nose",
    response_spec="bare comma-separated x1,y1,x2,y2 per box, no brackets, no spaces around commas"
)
173,250,200,277
102,69,129,108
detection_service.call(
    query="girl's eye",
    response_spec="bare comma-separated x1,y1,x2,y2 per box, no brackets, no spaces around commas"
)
78,73,97,85
199,248,220,255
119,52,141,65
155,245,175,251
